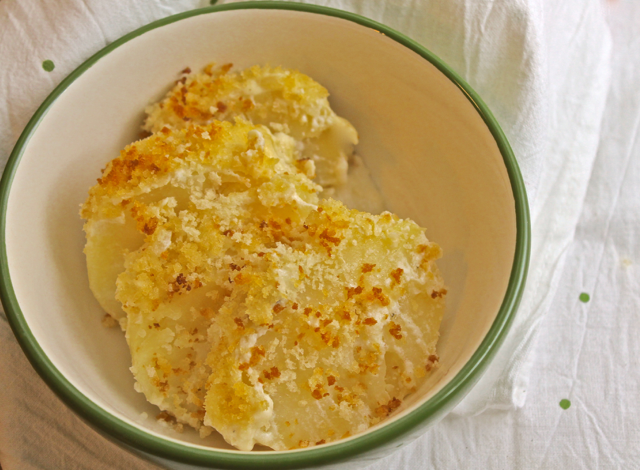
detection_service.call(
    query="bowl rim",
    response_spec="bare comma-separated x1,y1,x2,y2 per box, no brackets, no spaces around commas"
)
0,1,530,468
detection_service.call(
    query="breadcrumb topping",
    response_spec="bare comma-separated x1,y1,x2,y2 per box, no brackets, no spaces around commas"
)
81,64,445,452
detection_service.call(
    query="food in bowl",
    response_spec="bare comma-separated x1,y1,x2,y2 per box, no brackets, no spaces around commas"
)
80,64,446,451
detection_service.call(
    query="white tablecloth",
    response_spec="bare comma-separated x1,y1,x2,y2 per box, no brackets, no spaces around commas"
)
1,0,639,468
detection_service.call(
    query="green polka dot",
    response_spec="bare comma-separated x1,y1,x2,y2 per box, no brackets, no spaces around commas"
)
210,0,218,4
579,292,590,303
559,399,571,410
42,60,55,72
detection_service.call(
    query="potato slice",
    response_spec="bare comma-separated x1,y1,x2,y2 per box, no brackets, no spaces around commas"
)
144,64,358,189
203,199,445,450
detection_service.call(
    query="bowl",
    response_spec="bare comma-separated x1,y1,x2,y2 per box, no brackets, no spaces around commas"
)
0,2,529,469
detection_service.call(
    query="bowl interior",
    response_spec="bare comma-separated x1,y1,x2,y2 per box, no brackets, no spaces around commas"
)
4,8,516,454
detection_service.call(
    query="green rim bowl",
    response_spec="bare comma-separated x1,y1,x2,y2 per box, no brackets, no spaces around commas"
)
0,2,530,469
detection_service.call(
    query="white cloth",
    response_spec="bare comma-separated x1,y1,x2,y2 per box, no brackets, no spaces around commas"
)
2,0,639,469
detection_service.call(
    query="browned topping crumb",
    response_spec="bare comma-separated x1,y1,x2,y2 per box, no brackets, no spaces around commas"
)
216,101,228,112
389,322,403,340
249,347,266,366
142,218,158,235
377,397,401,417
431,288,448,299
388,397,402,411
425,354,440,372
390,268,404,284
263,367,281,380
371,287,390,306
361,263,376,273
363,318,377,326
346,285,363,299
319,229,341,246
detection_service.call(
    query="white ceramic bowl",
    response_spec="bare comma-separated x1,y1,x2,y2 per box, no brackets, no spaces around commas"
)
0,3,529,469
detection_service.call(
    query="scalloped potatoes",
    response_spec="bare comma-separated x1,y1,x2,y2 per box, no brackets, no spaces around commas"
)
81,64,445,451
